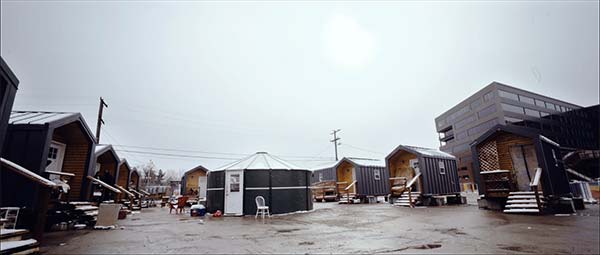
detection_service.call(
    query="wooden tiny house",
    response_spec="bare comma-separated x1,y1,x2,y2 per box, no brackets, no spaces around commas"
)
472,125,575,214
2,111,96,201
117,159,132,189
181,165,209,198
385,145,462,207
311,157,389,203
93,145,120,185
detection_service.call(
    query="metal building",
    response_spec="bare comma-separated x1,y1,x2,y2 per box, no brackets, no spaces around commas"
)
311,157,389,201
207,152,312,216
385,145,462,206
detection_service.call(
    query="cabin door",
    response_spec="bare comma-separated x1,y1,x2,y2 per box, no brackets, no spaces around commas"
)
198,176,208,198
46,141,66,180
224,170,244,215
510,144,539,191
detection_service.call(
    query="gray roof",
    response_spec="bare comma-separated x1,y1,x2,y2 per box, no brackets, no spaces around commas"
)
344,157,386,167
386,145,456,160
310,157,385,171
95,144,120,161
9,111,96,142
10,111,79,125
216,152,305,171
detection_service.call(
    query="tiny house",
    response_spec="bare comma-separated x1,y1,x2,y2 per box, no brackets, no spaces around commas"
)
471,125,575,214
116,159,132,201
207,152,312,216
181,165,209,198
1,111,96,239
2,111,96,201
93,144,121,201
311,157,389,203
385,145,462,206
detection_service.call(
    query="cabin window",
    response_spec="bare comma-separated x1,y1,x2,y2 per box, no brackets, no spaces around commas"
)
439,161,446,175
318,173,323,182
374,169,381,180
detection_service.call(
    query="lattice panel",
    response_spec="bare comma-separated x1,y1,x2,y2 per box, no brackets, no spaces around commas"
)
478,139,500,171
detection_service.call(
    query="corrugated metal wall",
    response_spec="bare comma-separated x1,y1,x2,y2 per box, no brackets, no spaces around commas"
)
356,166,389,196
207,169,312,215
311,167,336,184
206,171,225,213
420,156,461,196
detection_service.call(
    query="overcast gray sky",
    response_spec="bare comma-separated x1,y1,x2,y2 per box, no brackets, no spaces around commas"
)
2,1,598,175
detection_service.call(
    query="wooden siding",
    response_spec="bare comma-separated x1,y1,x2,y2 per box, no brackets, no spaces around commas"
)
52,122,93,201
117,164,130,188
336,161,355,194
184,169,207,195
96,151,118,184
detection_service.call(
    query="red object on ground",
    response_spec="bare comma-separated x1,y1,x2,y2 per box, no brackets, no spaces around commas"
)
213,210,222,217
118,210,127,220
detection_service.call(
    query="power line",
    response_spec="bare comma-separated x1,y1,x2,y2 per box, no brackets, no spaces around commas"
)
112,144,250,156
116,149,243,160
343,143,385,155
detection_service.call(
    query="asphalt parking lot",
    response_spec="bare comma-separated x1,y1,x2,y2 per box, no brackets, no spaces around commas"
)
41,202,600,254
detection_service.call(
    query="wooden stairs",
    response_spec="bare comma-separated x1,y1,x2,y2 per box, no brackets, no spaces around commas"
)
503,191,544,214
338,193,357,204
393,192,421,207
0,229,39,255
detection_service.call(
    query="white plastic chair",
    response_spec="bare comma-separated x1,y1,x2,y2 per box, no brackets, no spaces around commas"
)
255,196,270,219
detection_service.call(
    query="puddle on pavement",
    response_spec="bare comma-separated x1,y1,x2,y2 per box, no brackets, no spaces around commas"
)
276,228,301,233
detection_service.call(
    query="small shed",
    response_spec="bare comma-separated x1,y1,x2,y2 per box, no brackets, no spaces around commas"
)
385,145,461,205
471,125,574,213
311,157,389,201
0,57,19,154
207,152,313,216
2,111,96,202
181,165,209,197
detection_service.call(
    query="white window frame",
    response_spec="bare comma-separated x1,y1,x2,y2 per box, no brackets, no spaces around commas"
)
318,173,323,182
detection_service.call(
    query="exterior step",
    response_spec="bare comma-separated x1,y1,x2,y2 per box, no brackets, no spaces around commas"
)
0,229,28,241
507,199,544,204
75,205,98,211
508,195,544,199
509,191,536,195
505,204,539,208
0,238,39,254
69,201,93,206
503,208,540,213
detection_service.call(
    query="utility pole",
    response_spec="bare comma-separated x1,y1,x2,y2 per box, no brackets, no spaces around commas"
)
330,129,341,161
96,97,108,143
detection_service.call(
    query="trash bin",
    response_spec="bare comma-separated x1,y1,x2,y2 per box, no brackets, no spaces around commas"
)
190,204,206,217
